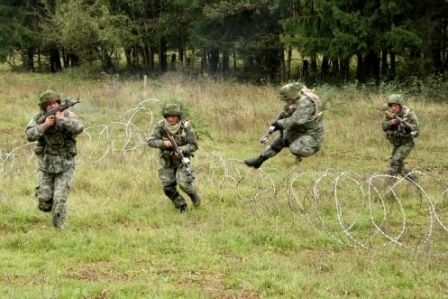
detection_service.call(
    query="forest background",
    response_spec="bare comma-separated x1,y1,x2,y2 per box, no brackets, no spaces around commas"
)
1,0,448,298
1,0,448,87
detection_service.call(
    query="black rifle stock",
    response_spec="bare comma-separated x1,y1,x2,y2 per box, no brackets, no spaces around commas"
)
162,125,196,179
260,112,285,144
37,98,81,125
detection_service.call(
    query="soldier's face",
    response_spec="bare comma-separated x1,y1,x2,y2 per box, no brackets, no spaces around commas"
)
390,103,401,113
285,98,295,105
45,101,59,112
166,115,180,125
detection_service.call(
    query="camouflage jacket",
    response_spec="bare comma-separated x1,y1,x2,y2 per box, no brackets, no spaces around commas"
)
25,110,84,173
147,119,198,162
276,89,324,143
382,105,419,145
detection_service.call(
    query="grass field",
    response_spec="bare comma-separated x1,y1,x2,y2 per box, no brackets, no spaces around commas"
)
1,69,448,298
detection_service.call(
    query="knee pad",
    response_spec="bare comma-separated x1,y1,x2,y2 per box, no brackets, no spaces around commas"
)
38,198,53,213
270,136,284,152
163,186,177,197
290,135,319,157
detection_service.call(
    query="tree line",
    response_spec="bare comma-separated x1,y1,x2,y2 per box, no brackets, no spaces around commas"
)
1,0,447,85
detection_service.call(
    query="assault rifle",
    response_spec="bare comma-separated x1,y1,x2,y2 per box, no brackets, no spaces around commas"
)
384,110,419,137
37,98,81,125
260,111,287,145
162,125,196,179
260,124,278,145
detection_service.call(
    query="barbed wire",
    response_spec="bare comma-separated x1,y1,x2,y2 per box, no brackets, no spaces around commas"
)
1,101,447,254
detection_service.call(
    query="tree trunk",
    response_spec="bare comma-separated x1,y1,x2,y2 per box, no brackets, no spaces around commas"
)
158,37,167,72
332,59,339,82
201,48,208,74
222,49,229,73
50,47,62,72
27,47,35,72
356,54,364,82
381,50,388,78
286,47,292,81
341,58,350,83
233,47,237,75
209,48,219,73
321,56,329,81
390,52,396,80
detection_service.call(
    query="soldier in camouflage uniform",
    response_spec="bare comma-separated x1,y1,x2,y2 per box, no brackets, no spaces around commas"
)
147,104,201,213
382,94,419,182
25,90,84,229
244,82,324,168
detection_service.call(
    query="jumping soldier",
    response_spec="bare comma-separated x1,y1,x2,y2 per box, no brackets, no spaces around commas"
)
147,103,201,213
382,94,419,182
25,90,84,229
244,82,324,168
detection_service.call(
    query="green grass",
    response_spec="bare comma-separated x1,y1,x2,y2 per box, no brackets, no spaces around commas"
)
1,69,448,298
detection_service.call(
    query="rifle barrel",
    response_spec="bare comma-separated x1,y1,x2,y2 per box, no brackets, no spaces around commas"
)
163,125,195,178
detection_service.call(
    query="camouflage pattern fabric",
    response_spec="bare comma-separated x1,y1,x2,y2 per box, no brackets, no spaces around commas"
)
261,90,324,160
382,105,419,175
26,110,84,229
147,119,199,210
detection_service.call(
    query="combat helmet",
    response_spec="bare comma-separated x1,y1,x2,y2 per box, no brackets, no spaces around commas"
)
387,94,404,107
162,103,183,118
39,90,61,110
279,82,304,100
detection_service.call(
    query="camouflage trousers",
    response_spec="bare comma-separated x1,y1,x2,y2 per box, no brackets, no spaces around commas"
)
35,167,75,228
388,141,414,175
262,134,321,159
158,161,196,208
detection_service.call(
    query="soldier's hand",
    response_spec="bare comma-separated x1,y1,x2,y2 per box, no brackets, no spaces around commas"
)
174,147,184,158
260,135,269,144
43,115,55,129
384,111,395,119
270,121,282,131
268,125,277,134
390,119,399,125
55,111,64,121
163,140,172,148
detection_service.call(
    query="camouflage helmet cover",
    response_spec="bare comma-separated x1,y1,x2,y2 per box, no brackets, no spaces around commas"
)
387,94,404,106
39,90,61,110
163,103,183,117
279,82,304,100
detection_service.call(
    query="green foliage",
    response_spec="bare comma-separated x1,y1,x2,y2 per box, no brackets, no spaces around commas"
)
0,2,38,63
0,0,447,85
384,25,423,53
280,0,447,83
315,84,337,111
42,0,128,68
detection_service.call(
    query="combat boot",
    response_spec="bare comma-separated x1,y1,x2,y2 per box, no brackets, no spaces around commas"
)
176,202,188,213
172,193,188,213
164,186,187,212
402,169,419,184
386,167,399,186
52,205,66,229
244,155,268,169
187,192,201,207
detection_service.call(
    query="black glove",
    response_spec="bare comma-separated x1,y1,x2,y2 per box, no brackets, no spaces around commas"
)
270,121,282,132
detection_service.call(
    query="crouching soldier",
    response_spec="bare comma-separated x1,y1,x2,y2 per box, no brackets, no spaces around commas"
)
382,94,419,183
244,82,324,169
147,103,201,213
